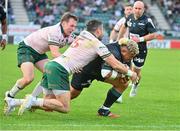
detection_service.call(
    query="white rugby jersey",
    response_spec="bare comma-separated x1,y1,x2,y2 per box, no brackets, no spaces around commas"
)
53,30,111,74
114,17,129,38
24,23,75,54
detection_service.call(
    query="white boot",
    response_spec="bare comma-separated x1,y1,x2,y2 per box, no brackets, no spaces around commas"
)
129,84,138,97
4,97,16,115
18,94,36,115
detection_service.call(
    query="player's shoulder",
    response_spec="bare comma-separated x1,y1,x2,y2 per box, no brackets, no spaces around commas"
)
80,30,100,42
127,14,134,20
117,17,126,22
106,42,120,49
140,14,151,22
106,42,122,59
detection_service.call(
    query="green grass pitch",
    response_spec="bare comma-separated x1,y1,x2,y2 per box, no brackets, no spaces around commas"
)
0,45,180,130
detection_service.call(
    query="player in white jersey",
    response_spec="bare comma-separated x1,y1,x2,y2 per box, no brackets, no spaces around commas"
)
109,4,133,43
16,20,138,115
4,12,78,115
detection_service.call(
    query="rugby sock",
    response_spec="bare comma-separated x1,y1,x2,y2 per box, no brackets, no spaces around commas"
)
31,82,43,97
132,81,140,89
34,98,44,107
103,87,121,108
9,82,22,97
12,99,24,106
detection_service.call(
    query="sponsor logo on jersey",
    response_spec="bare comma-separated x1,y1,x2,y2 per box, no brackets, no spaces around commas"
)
138,23,145,25
127,19,132,27
134,57,144,63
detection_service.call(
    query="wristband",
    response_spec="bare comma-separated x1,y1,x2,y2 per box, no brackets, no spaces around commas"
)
139,37,145,42
2,34,7,41
126,69,133,77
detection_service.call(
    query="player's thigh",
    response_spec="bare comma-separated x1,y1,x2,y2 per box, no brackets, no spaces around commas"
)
54,90,70,109
70,85,82,99
42,86,55,98
71,72,95,91
35,58,49,73
20,62,35,79
45,61,70,90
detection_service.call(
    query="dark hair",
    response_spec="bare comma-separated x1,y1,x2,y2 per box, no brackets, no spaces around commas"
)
86,19,103,33
61,12,78,22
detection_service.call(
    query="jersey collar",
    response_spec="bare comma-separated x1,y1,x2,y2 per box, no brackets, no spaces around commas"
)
133,14,145,21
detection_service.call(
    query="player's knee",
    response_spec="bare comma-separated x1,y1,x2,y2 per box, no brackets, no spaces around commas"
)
70,86,82,99
64,103,70,113
23,77,34,84
56,106,70,113
64,107,70,113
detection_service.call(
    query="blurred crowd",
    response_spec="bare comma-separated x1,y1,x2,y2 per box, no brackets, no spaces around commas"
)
157,0,180,31
0,0,15,24
23,0,160,33
7,0,180,32
23,0,124,30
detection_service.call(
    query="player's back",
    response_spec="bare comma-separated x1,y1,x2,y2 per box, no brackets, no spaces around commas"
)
53,30,110,74
24,23,61,54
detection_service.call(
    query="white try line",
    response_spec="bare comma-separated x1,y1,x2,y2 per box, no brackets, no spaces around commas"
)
3,124,180,129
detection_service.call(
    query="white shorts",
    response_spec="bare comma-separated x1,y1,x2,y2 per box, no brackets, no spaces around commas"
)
43,88,69,95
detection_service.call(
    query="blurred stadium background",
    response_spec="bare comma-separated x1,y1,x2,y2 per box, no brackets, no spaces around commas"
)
1,0,180,47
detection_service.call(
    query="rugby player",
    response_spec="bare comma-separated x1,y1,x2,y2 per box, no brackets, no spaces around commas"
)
70,38,139,118
4,12,78,115
118,1,158,97
109,3,133,103
16,19,137,115
109,3,132,42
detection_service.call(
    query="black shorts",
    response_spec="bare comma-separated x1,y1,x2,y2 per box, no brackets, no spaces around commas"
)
71,57,104,91
133,48,147,68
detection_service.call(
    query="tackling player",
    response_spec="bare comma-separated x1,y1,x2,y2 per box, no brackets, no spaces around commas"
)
4,12,78,115
13,19,137,115
118,1,158,97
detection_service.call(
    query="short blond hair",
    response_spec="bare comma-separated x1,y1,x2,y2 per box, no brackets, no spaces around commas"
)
118,38,139,56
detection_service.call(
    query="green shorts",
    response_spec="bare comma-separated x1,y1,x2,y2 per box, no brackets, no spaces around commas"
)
41,61,70,91
17,41,48,67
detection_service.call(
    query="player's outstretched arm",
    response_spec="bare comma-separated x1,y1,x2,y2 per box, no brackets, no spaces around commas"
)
0,18,7,50
104,54,137,83
131,32,161,43
117,24,127,41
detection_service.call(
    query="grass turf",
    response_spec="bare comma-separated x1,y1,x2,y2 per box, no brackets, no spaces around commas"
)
0,45,180,130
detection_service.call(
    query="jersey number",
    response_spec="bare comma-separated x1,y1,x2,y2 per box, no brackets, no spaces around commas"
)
71,38,80,48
